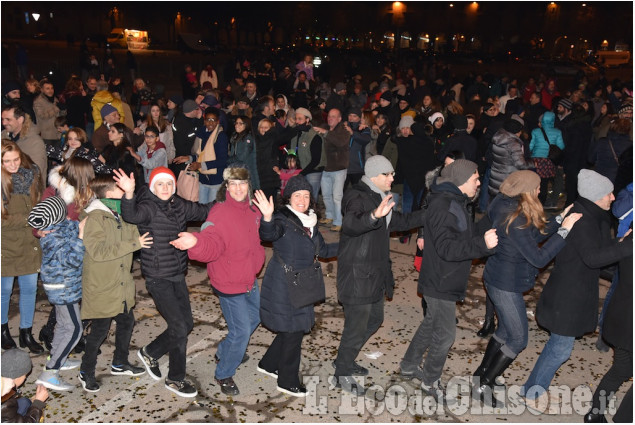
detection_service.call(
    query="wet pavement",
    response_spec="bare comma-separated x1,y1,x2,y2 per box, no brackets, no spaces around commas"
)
3,221,625,423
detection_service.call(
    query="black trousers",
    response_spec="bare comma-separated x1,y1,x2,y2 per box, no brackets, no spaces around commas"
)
260,330,305,387
80,307,135,375
334,299,384,377
145,276,194,381
591,347,633,420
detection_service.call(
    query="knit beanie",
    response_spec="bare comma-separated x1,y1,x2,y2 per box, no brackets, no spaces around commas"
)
578,169,614,202
2,81,20,97
398,115,415,130
27,196,67,230
364,155,394,178
202,95,219,107
149,166,176,196
559,98,573,111
168,94,184,106
295,107,312,121
428,112,444,125
348,106,362,118
499,170,541,197
335,82,346,92
100,103,118,119
436,159,478,187
1,348,32,379
503,116,524,133
182,99,198,114
284,174,312,196
223,162,250,181
380,91,393,102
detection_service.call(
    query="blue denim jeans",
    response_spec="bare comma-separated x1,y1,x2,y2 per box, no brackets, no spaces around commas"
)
522,332,575,399
479,167,491,212
486,283,526,357
215,280,260,380
199,183,221,205
304,172,322,204
402,180,423,214
320,169,347,226
1,274,38,328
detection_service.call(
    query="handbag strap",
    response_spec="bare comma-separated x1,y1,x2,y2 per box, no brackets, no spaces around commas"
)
608,139,620,165
540,128,552,146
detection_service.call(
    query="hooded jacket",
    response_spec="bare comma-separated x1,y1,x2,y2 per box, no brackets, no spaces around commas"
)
90,90,125,130
488,128,534,196
529,111,565,159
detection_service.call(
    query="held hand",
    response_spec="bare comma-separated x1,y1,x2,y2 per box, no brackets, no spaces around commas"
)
619,228,632,242
173,156,189,164
253,190,274,221
417,237,424,251
484,228,498,249
78,218,87,240
272,166,280,174
139,232,153,249
561,212,582,230
113,168,136,196
33,384,49,402
374,194,395,219
189,162,201,171
36,229,54,238
170,232,198,250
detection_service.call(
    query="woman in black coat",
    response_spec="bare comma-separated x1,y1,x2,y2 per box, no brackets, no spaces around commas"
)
254,119,282,202
253,175,337,397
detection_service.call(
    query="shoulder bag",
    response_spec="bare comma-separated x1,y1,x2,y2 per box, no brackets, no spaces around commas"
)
176,164,199,202
541,128,563,164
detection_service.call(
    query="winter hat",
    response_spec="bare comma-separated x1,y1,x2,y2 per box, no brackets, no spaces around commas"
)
335,82,346,92
380,90,393,102
202,95,219,107
168,94,184,106
558,98,573,111
398,115,415,130
578,169,614,202
237,95,251,105
27,196,67,230
2,81,20,97
100,103,118,119
149,167,176,196
182,99,198,114
618,102,633,117
503,116,524,133
1,348,32,379
452,115,468,130
348,106,362,117
436,159,478,187
499,170,541,197
223,162,250,181
295,107,312,121
379,82,390,91
364,155,394,178
284,174,312,196
428,112,444,125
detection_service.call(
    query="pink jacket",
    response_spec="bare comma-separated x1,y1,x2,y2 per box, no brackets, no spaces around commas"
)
188,195,265,294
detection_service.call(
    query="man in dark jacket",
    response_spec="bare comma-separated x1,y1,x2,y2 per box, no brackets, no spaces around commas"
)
169,100,202,177
332,155,426,396
522,169,632,405
400,159,497,401
439,115,478,163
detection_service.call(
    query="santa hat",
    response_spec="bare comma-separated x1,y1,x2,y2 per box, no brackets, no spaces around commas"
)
149,167,176,196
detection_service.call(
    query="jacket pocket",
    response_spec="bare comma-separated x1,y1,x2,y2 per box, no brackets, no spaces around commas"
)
352,264,381,299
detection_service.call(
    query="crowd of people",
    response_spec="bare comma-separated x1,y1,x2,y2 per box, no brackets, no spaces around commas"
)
1,51,633,422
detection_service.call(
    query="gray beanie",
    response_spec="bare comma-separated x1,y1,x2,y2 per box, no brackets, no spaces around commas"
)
182,99,199,114
27,196,67,230
364,155,394,178
1,348,32,379
437,159,478,187
578,169,614,202
559,98,573,111
284,174,312,197
398,115,415,130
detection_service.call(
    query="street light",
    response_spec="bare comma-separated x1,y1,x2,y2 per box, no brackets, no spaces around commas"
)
32,13,40,22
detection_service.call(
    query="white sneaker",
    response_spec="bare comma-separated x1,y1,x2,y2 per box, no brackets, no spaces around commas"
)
46,355,81,371
35,369,75,391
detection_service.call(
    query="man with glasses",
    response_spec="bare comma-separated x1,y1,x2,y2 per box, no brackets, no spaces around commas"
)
128,126,168,183
332,155,427,396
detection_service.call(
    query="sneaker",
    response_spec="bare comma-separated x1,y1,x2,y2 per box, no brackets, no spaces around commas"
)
35,369,74,391
421,379,445,402
399,365,424,381
138,346,161,380
165,378,198,398
333,375,365,396
46,356,81,371
111,363,145,376
330,225,342,232
277,384,307,397
78,371,100,393
331,361,369,376
256,363,278,379
215,376,240,396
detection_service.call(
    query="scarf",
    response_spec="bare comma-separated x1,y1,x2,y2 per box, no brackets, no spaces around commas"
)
147,141,166,159
285,205,318,237
197,126,221,175
361,175,392,228
100,198,121,215
10,167,35,196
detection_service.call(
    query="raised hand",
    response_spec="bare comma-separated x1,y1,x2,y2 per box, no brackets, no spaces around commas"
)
373,194,395,219
253,190,275,221
113,168,135,197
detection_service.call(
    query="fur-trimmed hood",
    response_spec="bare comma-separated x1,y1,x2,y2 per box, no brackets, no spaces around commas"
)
48,165,76,205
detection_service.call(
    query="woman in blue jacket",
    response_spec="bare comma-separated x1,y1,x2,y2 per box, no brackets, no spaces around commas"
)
471,170,581,407
253,175,337,397
529,111,565,204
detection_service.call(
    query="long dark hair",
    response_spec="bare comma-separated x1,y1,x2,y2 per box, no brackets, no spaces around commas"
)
232,115,252,139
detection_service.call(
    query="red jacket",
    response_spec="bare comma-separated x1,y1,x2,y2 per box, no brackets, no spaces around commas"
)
188,195,265,294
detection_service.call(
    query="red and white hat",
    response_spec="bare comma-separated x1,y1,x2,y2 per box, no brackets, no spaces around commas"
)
148,167,176,196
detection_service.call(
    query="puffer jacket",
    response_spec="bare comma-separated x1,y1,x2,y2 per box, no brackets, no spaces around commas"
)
418,182,493,301
529,111,565,159
483,193,565,293
39,219,84,305
81,199,140,320
488,128,534,196
120,185,210,279
90,90,125,130
337,180,426,305
259,208,338,332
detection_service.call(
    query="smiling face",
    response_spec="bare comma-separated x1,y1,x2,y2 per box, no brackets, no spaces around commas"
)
1,109,24,134
152,178,174,201
2,150,21,174
67,130,83,149
227,179,249,202
204,113,219,132
258,120,272,136
41,83,54,97
289,190,311,214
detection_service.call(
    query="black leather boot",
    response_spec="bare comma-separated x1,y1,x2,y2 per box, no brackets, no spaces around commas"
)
19,327,44,354
472,349,514,408
583,410,607,423
474,337,504,379
476,316,496,338
2,323,17,350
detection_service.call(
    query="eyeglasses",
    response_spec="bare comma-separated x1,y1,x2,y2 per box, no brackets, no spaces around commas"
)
381,172,395,177
205,118,217,122
144,134,157,139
